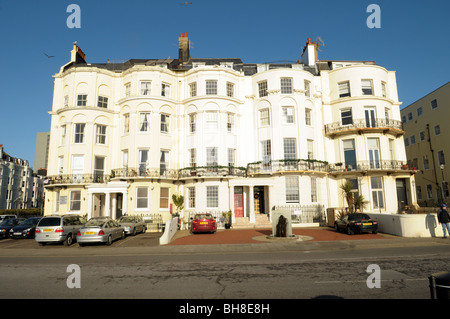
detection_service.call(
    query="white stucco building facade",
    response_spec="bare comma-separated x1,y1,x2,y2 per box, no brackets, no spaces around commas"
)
43,34,416,228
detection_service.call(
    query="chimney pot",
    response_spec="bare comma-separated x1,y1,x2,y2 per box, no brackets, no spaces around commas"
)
184,32,188,37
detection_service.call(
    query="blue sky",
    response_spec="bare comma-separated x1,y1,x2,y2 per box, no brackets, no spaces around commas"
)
0,0,449,169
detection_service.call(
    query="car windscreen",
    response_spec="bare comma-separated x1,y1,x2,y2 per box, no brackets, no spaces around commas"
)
20,218,40,226
195,214,213,220
119,217,135,223
0,219,15,226
348,214,370,221
85,219,107,227
38,217,61,227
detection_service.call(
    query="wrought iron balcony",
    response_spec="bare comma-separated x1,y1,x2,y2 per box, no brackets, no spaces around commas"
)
328,160,414,174
179,166,247,178
111,167,179,179
324,119,404,138
45,173,111,186
247,159,329,175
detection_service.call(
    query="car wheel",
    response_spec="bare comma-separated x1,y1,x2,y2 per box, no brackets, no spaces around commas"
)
106,235,112,246
334,223,340,232
64,234,73,246
372,230,378,234
38,242,47,246
121,231,125,240
132,228,136,236
347,226,354,235
142,227,146,234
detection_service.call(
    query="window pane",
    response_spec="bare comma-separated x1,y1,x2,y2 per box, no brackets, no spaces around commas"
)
206,80,218,95
286,176,299,203
206,186,218,208
258,81,268,97
280,78,292,94
160,188,169,208
338,82,350,98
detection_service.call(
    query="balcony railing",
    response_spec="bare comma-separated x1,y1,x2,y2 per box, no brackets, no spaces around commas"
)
45,160,414,186
111,167,179,179
247,159,329,175
45,173,111,185
328,160,412,173
325,119,404,137
179,166,247,178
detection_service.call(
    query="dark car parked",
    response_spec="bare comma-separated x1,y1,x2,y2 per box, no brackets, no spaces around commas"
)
0,218,25,238
334,213,378,235
10,217,42,239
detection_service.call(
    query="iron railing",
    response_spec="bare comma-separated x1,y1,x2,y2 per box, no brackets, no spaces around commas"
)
325,118,404,136
45,173,111,185
328,160,410,173
111,167,179,179
273,204,325,223
179,166,247,178
247,159,328,175
139,213,164,232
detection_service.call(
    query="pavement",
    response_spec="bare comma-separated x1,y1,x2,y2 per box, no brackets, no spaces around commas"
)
1,226,449,258
169,226,390,246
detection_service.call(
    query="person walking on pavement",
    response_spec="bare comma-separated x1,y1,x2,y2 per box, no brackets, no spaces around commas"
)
437,204,450,238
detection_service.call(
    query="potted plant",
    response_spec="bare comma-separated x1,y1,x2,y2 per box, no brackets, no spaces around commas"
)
172,194,185,229
223,211,232,229
340,180,355,214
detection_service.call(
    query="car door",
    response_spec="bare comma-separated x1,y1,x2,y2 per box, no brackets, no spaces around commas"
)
110,220,120,240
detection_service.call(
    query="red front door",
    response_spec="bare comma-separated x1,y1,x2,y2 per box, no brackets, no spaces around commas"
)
234,193,244,217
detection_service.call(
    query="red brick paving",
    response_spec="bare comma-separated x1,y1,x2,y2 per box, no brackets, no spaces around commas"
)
168,228,386,246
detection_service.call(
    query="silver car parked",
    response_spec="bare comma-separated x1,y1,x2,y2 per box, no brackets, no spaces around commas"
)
77,217,125,246
35,215,86,246
117,215,147,236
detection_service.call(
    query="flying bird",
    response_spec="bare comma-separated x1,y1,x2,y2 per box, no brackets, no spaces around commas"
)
181,2,192,5
44,53,55,58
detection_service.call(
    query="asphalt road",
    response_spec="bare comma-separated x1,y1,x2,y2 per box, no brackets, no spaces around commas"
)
0,230,449,303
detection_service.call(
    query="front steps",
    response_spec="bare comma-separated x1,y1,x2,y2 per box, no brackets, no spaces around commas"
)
232,214,272,229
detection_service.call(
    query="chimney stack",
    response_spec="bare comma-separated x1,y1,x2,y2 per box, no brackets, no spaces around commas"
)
70,42,86,64
178,32,190,64
301,37,318,67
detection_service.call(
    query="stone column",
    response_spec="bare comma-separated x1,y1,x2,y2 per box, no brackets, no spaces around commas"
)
249,186,255,224
122,191,128,215
105,192,111,218
87,192,93,220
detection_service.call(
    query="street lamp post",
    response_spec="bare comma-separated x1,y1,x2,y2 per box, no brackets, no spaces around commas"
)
441,164,447,204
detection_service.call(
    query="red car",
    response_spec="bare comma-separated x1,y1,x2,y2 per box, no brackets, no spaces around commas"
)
190,213,217,234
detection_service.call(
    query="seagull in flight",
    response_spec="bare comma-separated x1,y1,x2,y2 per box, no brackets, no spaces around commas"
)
181,2,192,5
44,53,55,58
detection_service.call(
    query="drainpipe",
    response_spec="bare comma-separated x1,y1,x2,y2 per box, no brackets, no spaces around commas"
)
426,124,442,205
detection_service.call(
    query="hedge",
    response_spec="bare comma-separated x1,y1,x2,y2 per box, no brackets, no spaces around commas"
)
0,208,43,218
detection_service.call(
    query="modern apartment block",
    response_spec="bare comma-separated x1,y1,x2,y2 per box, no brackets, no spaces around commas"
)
34,132,50,175
401,82,450,206
43,34,416,226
